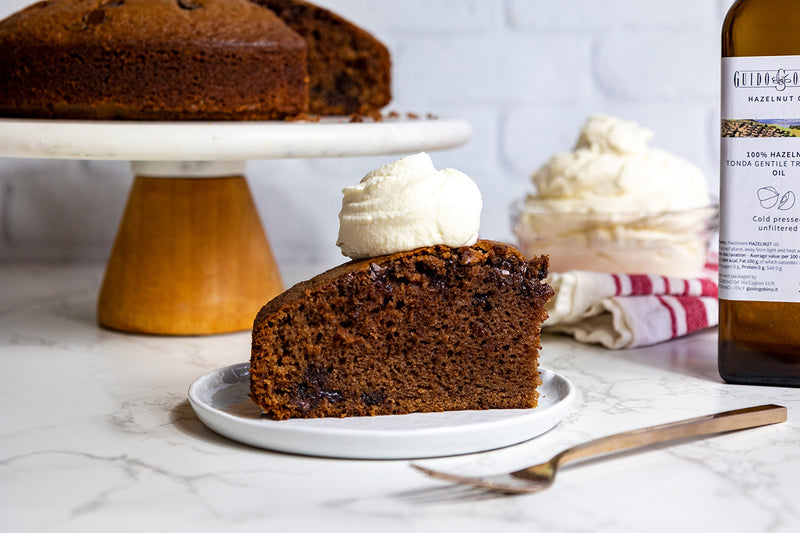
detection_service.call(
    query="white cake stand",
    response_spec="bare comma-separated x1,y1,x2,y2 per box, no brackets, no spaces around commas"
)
0,117,471,335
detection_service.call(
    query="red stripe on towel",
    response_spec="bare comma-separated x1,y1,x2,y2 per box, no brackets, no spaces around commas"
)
677,296,709,332
699,278,718,297
629,275,653,295
657,295,678,338
661,276,670,294
612,274,622,296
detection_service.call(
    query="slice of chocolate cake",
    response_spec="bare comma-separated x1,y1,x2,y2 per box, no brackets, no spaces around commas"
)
250,240,553,420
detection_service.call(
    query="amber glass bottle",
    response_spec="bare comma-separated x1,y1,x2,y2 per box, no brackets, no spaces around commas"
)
719,0,800,386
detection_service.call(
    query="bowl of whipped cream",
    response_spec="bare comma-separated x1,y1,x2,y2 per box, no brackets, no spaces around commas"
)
512,114,718,278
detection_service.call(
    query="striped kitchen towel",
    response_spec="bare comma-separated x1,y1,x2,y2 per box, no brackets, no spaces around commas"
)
543,263,718,349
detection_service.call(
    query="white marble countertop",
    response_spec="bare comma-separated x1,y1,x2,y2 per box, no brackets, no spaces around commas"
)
2,264,799,533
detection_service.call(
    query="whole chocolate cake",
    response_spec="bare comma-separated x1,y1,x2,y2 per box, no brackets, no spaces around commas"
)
0,0,391,120
250,240,553,420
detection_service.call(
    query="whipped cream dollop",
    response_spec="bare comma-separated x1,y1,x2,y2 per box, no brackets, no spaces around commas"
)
529,114,710,213
337,152,482,259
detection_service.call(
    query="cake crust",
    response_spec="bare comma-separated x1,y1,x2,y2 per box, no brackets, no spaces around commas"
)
250,240,553,420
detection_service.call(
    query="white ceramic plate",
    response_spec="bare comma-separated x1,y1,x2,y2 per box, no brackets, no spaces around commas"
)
188,363,576,459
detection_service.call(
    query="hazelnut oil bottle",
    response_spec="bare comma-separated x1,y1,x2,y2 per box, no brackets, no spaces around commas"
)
719,0,800,386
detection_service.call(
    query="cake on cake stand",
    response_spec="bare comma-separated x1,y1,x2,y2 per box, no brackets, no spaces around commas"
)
0,117,471,335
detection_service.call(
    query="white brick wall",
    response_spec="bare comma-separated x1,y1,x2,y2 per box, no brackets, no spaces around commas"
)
0,0,736,271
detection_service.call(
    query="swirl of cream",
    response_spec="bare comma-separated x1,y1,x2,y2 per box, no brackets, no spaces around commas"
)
337,153,482,259
530,114,710,213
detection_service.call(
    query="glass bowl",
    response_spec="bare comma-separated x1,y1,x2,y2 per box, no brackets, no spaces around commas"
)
510,200,719,278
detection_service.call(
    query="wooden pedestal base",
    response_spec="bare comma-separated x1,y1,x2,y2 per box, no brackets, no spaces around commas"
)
98,175,284,335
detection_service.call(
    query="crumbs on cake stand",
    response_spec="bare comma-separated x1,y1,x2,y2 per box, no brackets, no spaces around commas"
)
286,111,440,124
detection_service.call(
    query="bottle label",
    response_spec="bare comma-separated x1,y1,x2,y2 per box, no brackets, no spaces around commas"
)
721,56,800,303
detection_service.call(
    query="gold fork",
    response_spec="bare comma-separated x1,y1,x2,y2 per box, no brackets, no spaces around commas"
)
412,404,787,495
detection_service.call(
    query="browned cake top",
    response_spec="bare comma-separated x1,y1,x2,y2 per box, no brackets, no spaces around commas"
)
256,240,552,325
0,0,306,48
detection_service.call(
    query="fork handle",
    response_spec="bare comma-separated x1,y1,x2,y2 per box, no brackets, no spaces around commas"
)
554,404,787,467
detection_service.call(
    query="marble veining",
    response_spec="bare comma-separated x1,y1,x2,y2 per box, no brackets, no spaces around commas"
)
1,264,799,532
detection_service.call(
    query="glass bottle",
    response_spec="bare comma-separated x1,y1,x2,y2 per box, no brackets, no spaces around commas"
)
719,0,800,386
